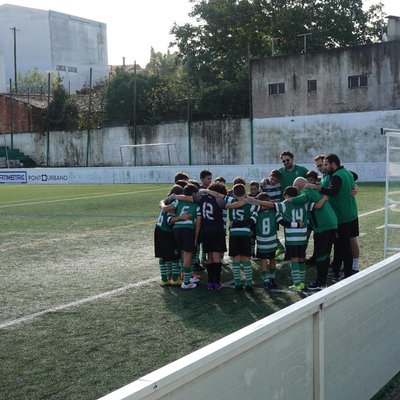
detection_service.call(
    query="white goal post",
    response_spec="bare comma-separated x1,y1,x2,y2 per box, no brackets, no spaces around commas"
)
381,128,400,258
119,143,180,166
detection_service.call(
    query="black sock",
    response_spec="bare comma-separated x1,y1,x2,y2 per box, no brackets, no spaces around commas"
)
214,262,222,284
206,263,215,283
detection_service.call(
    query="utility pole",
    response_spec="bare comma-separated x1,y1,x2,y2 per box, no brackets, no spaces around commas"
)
133,60,137,166
9,27,19,93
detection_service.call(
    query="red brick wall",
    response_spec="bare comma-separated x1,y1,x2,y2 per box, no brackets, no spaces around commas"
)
0,96,44,133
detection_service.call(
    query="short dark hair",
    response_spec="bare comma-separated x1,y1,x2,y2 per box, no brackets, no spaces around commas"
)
233,183,246,197
188,179,200,189
169,184,184,195
324,153,341,166
175,179,187,188
214,176,226,184
270,169,282,179
280,151,294,159
174,171,189,182
249,181,259,189
233,176,246,185
306,171,318,181
200,170,212,180
284,186,298,197
209,181,227,195
183,183,199,196
257,192,270,201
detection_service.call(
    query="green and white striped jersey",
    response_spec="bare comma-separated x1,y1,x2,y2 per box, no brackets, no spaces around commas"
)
251,208,280,253
229,202,259,237
170,199,201,230
275,200,309,245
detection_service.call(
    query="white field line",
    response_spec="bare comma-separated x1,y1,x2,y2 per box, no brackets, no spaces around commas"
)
358,207,385,218
0,187,166,209
0,277,158,329
1,204,387,330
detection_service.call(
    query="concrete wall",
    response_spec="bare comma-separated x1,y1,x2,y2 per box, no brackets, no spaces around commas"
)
98,253,400,400
252,41,400,118
0,4,108,93
3,109,400,168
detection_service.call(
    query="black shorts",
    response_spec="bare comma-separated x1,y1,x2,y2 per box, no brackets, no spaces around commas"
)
174,228,196,253
350,218,359,238
256,251,275,260
229,235,252,257
154,228,180,261
314,229,336,259
285,244,306,259
202,229,227,253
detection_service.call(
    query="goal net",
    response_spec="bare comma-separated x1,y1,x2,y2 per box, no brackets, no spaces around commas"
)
119,143,180,166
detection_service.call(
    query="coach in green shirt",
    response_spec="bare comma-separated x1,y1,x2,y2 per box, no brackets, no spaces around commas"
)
278,151,309,193
313,153,358,279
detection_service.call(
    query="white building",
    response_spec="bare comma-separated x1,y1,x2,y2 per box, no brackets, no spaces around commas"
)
0,4,108,93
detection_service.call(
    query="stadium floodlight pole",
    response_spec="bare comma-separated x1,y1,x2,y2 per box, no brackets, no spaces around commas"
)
10,27,19,93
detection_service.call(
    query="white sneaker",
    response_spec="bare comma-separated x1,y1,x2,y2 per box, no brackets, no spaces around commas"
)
190,276,200,283
181,282,197,289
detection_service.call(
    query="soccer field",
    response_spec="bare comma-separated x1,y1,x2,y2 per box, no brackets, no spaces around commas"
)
0,183,395,399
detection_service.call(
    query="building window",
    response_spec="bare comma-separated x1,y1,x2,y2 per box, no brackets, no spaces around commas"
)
68,66,78,73
308,80,317,92
269,83,285,95
56,65,66,71
348,75,368,88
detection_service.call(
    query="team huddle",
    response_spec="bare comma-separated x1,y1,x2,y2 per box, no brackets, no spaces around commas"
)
154,151,359,293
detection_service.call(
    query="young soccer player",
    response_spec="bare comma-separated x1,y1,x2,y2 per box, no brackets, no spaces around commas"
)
228,183,259,292
306,170,318,185
248,181,260,258
261,169,285,259
248,181,260,197
160,183,202,289
250,187,309,291
154,185,185,285
290,177,337,290
250,193,280,290
200,170,212,189
261,169,282,203
276,186,309,291
214,176,229,266
172,181,230,290
174,171,190,183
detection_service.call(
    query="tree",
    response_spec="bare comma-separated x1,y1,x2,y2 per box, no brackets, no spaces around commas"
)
170,0,386,119
47,77,79,131
16,68,53,94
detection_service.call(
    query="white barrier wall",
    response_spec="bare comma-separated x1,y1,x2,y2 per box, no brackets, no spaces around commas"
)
0,162,386,184
99,254,400,400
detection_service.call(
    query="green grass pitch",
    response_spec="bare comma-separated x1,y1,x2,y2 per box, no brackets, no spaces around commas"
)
0,183,397,399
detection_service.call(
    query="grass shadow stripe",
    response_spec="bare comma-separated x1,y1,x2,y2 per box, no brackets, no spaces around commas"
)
0,277,158,329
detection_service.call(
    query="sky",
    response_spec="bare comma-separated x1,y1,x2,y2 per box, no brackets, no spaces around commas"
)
2,0,400,67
